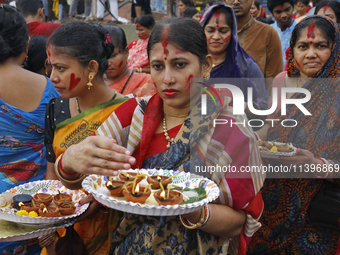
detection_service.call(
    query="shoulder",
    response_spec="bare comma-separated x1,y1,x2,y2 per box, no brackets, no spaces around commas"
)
133,72,153,83
275,71,287,79
128,40,138,49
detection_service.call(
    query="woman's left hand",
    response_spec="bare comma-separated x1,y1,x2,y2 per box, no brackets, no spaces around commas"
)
76,194,103,222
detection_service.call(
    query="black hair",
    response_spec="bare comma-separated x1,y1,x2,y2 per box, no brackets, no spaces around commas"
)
254,1,260,9
48,22,114,77
202,5,233,33
315,0,340,22
294,0,309,6
291,17,335,50
16,0,43,17
208,0,216,6
135,14,156,29
0,4,29,62
23,36,48,73
179,0,194,7
147,18,208,65
267,0,294,13
183,7,199,18
103,25,127,52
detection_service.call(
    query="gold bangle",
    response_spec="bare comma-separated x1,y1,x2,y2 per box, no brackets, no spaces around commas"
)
54,155,86,184
179,206,205,229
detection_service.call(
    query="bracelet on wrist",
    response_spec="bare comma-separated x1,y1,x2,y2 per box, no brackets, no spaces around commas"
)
315,158,329,179
54,154,86,184
58,152,78,176
179,205,210,229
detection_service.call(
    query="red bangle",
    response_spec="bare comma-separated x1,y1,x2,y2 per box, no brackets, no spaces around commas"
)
58,152,78,176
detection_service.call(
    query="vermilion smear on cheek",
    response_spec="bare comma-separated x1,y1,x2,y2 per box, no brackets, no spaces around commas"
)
307,19,315,40
69,73,81,91
215,12,221,28
185,75,193,91
153,82,157,87
295,60,301,69
118,61,123,68
224,35,231,42
162,26,169,60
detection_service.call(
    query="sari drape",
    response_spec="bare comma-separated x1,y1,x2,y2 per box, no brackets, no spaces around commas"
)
96,93,265,254
44,96,128,255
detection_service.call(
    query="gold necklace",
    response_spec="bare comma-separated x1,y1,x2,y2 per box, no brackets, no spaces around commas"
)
163,117,175,149
163,108,188,118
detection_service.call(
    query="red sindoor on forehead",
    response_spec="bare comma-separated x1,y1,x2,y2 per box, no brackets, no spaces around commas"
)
307,19,315,40
323,3,329,13
215,12,221,28
162,25,169,60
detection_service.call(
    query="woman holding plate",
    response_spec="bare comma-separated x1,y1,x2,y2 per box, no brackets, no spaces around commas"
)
44,22,129,255
54,18,265,254
249,16,340,254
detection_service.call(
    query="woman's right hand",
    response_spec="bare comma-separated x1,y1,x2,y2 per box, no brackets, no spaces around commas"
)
61,136,136,177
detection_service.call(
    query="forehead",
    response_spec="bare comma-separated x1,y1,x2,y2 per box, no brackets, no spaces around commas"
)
149,43,190,59
297,26,329,41
206,12,229,26
273,2,293,11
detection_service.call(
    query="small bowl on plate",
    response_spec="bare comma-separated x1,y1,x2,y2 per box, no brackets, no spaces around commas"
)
154,190,183,206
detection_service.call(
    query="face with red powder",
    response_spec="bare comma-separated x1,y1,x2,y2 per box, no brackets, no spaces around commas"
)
317,7,337,23
293,26,332,78
136,23,152,40
149,43,212,110
49,46,89,98
204,12,232,56
106,46,129,78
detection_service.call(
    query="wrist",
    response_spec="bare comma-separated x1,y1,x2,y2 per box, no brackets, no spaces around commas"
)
60,150,77,176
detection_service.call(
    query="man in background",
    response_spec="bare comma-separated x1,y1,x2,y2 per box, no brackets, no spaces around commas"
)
16,0,61,37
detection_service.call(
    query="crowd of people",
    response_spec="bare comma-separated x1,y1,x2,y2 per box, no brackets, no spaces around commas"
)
1,0,340,254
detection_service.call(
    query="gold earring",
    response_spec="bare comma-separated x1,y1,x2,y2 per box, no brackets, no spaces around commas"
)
46,69,48,76
25,55,28,61
204,73,210,81
87,74,94,89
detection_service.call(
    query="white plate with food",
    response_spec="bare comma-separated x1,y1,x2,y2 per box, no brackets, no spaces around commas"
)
0,180,89,226
0,219,75,242
82,169,219,216
258,140,297,159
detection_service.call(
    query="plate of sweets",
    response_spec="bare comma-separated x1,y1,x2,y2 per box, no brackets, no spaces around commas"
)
258,140,297,159
82,169,220,216
0,180,89,227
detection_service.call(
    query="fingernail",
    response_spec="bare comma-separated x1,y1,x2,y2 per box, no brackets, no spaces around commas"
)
123,163,130,169
112,171,119,176
129,157,136,164
125,150,131,155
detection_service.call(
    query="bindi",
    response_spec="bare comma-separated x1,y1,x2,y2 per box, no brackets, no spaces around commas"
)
69,73,81,91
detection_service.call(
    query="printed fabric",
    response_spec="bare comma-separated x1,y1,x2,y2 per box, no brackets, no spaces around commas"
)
45,96,129,255
127,39,150,69
96,93,265,255
0,78,59,255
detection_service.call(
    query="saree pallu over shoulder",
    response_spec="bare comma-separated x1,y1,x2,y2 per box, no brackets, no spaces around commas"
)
53,97,128,159
96,93,265,254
